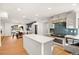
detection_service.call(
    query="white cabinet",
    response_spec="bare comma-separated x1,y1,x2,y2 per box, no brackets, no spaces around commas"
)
76,12,79,28
78,20,79,28
49,23,55,29
49,18,66,24
23,35,54,55
66,11,76,28
49,11,77,28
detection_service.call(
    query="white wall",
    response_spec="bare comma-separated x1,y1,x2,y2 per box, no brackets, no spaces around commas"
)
4,23,13,36
31,22,43,35
42,22,49,35
37,22,43,35
0,19,1,35
3,23,26,36
31,21,49,35
1,21,5,36
4,23,11,36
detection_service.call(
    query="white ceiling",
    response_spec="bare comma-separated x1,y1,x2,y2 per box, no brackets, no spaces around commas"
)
0,3,79,23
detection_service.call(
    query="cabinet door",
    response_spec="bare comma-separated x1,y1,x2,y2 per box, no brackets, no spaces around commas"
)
66,11,76,28
49,23,55,29
53,45,71,55
76,12,79,28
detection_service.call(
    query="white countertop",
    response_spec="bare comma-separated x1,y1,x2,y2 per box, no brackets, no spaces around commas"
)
65,35,79,39
23,34,54,43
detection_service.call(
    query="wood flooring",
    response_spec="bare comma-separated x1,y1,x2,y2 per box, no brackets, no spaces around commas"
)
0,36,29,55
52,45,72,55
0,36,71,55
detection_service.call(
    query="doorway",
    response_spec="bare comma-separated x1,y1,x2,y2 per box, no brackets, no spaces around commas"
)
35,25,37,34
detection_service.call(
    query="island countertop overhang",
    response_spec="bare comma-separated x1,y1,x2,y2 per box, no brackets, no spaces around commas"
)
23,34,55,43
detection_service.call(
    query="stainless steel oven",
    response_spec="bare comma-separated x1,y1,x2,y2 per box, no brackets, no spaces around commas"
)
53,37,65,46
64,37,79,55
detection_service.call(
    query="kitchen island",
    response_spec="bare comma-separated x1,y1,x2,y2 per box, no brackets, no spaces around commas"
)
23,34,54,55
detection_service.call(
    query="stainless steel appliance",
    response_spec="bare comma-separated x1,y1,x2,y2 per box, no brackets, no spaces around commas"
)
53,35,65,46
64,37,79,55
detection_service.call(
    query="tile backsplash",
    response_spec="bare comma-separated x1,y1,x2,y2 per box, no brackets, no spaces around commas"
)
50,28,78,36
66,29,78,35
50,22,78,36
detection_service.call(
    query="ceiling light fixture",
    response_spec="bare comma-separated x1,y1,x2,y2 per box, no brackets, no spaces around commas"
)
22,16,26,18
17,8,21,11
48,8,52,10
35,14,39,16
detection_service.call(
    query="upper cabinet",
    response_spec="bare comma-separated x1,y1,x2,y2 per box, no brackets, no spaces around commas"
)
66,11,77,28
49,10,77,29
75,11,79,28
49,15,66,23
49,23,55,29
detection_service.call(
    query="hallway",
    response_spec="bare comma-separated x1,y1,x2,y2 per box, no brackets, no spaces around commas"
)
0,36,28,55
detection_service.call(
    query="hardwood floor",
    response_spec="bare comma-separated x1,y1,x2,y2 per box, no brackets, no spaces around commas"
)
52,45,72,55
0,36,71,55
0,36,29,55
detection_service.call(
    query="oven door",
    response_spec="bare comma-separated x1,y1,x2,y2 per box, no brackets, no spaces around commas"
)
64,38,79,55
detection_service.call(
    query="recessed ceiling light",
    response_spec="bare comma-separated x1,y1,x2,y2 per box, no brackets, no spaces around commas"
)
17,8,21,11
35,14,39,16
72,3,77,6
48,8,52,10
22,16,26,18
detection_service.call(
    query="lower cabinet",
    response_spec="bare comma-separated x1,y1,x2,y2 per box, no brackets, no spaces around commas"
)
52,45,71,55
